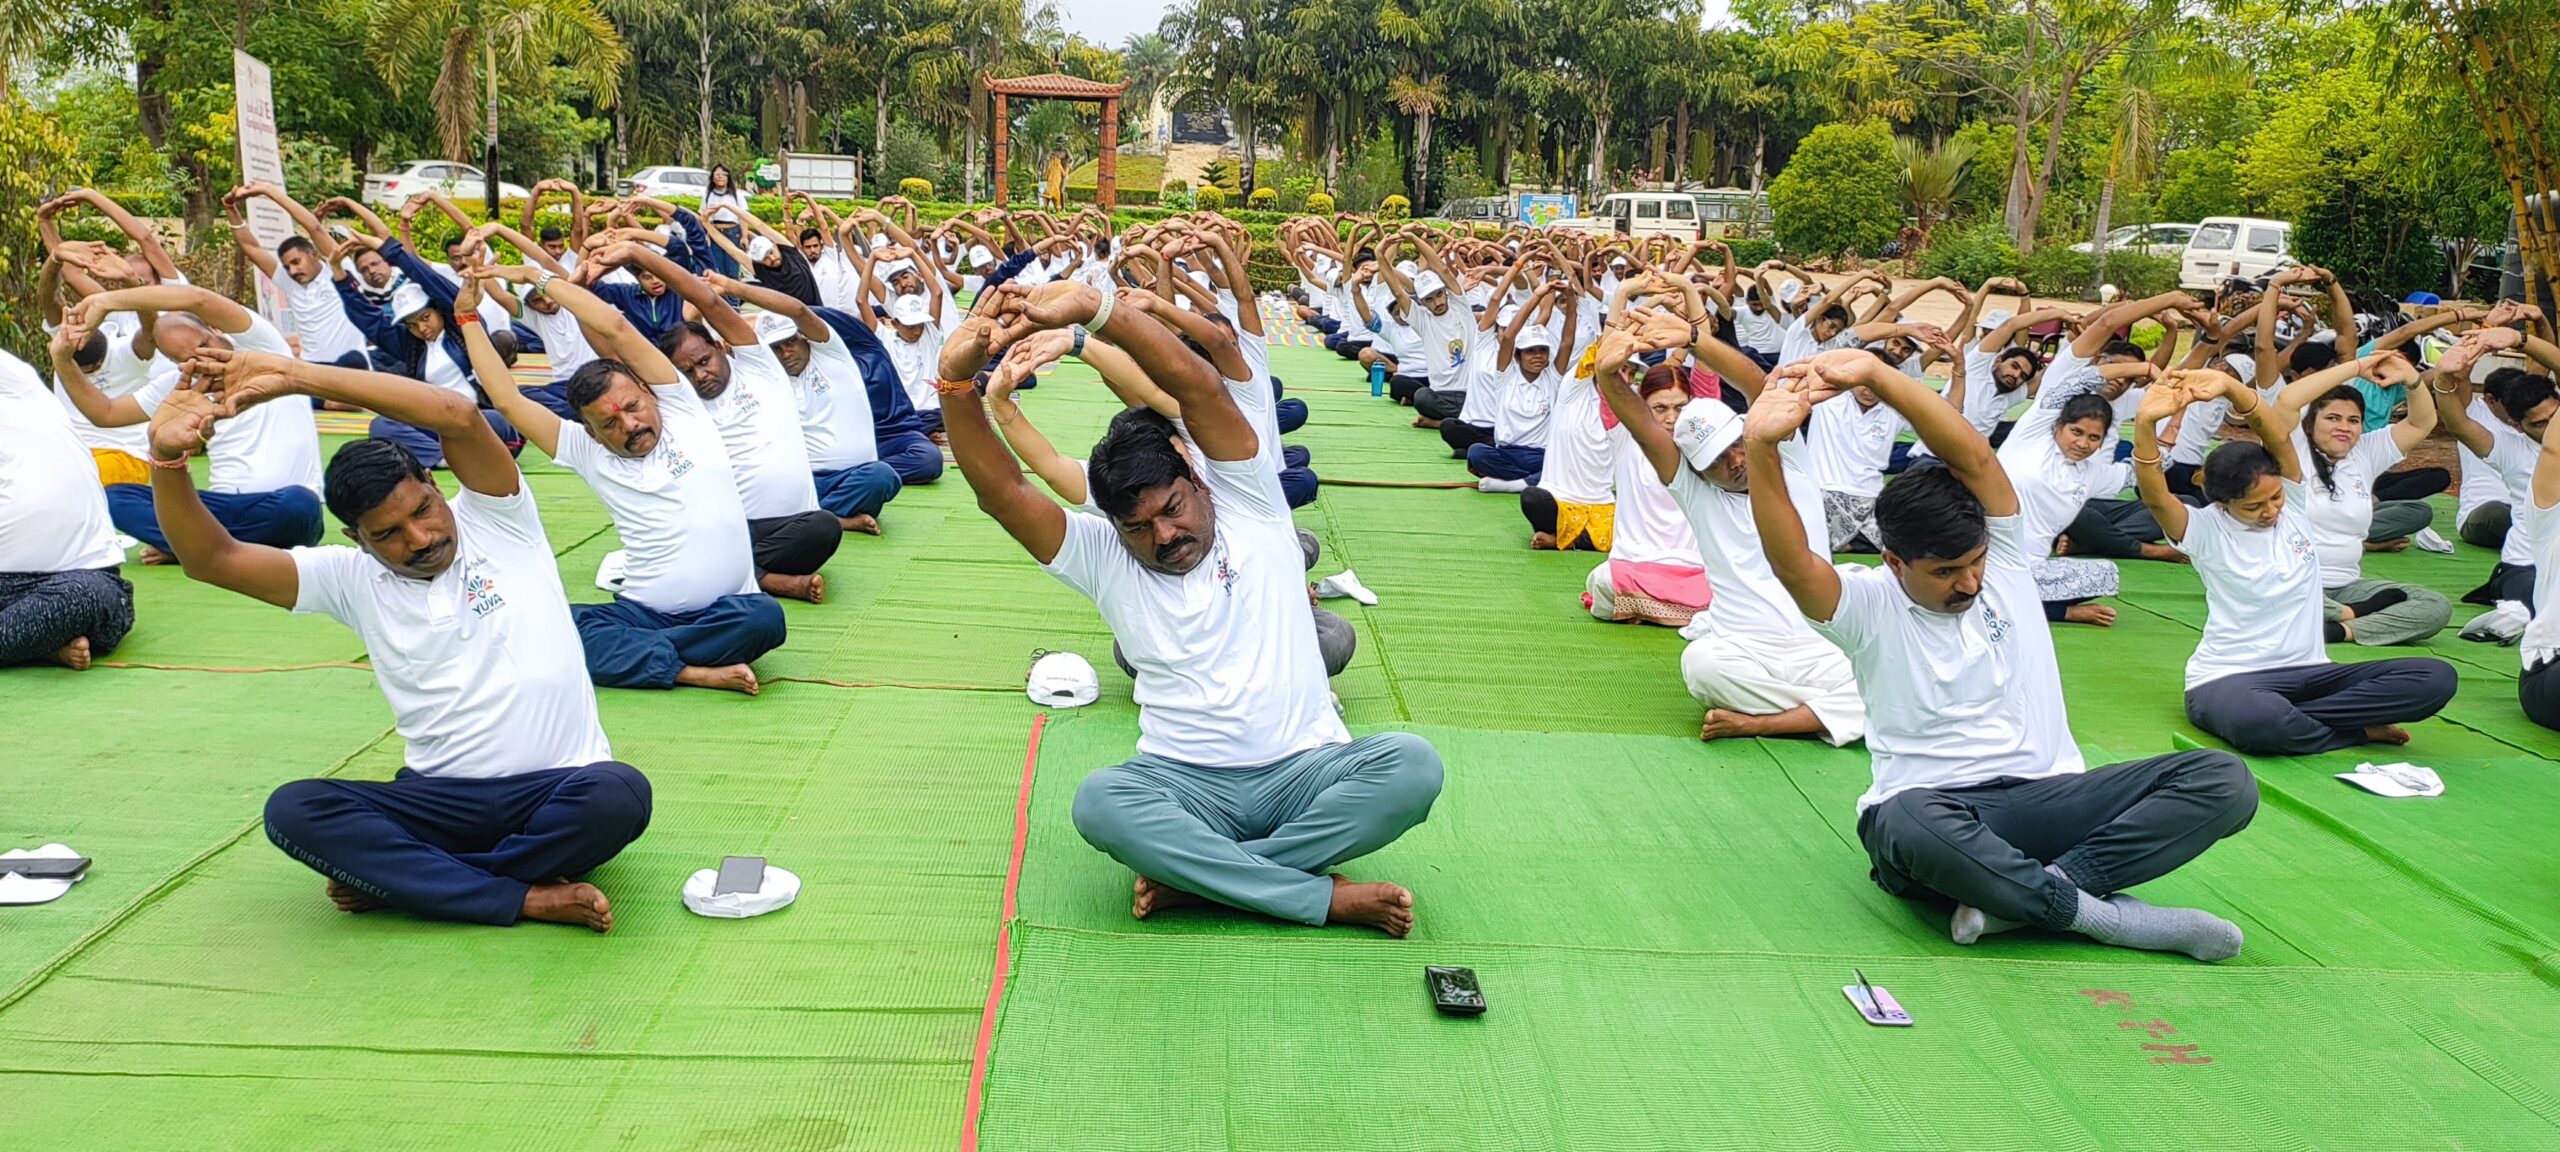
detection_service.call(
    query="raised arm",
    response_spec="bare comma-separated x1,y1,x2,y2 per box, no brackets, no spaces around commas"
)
1793,347,2018,517
985,329,1093,503
2130,381,2195,544
1590,327,1681,485
196,342,519,498
49,329,147,428
220,189,282,279
460,267,572,456
72,283,257,338
69,189,181,282
620,243,755,348
936,303,1070,562
2075,291,2200,358
1741,379,1842,620
145,379,300,607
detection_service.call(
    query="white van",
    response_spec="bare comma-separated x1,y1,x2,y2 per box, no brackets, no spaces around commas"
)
2179,216,2293,290
1552,192,1702,241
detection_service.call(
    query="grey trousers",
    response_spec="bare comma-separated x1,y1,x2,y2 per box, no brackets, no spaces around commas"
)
1069,731,1445,925
2324,577,2453,646
1856,750,2258,931
0,568,135,665
2062,497,2165,559
2185,658,2458,756
2461,502,2511,551
2367,499,2435,544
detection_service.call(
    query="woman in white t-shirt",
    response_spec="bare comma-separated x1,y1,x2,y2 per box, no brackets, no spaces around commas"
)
1996,391,2127,626
2267,350,2452,645
2130,369,2457,757
1585,360,1711,629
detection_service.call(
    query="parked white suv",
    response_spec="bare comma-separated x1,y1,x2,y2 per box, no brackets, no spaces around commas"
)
2179,216,2293,290
361,161,531,209
1550,192,1703,242
619,166,712,200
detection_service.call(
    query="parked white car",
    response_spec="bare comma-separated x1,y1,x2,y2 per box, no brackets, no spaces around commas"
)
1550,192,1704,242
2072,222,2197,256
619,166,712,200
362,161,531,209
2179,216,2294,290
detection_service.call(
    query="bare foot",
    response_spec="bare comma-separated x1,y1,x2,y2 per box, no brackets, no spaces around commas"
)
1326,875,1414,937
326,879,385,913
840,513,881,536
760,572,824,603
1530,531,1557,550
2138,543,2191,564
1131,876,1207,919
2365,538,2411,553
2062,603,2117,627
520,882,612,932
2053,534,2076,556
675,663,760,694
2364,724,2413,746
1412,415,1441,429
1699,709,1765,741
138,545,178,565
49,636,93,671
928,431,948,446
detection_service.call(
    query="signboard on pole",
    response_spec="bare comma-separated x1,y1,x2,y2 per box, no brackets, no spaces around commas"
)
233,49,290,324
1517,193,1579,228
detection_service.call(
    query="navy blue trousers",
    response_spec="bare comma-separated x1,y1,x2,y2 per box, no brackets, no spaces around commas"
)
105,484,323,552
370,411,524,469
263,762,651,925
572,593,786,689
1467,443,1545,483
522,382,579,420
814,461,903,519
878,430,945,486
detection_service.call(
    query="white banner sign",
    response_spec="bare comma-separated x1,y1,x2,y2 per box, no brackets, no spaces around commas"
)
233,49,291,324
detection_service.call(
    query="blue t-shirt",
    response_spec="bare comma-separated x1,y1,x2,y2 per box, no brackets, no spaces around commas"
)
2347,339,2398,432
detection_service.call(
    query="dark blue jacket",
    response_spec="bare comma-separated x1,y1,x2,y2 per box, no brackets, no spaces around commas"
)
812,306,924,441
334,238,543,396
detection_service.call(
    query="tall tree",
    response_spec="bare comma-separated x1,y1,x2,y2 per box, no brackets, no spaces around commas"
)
369,0,626,187
1166,0,1283,194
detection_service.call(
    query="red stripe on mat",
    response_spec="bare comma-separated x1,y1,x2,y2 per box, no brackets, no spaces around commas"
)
960,710,1047,1152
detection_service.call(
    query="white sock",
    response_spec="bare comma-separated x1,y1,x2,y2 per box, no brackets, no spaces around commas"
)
1477,476,1529,494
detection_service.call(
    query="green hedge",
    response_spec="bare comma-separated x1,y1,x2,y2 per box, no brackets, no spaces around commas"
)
1916,221,2021,284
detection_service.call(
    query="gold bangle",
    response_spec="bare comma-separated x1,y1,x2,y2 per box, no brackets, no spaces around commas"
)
2230,398,2258,416
2132,453,2163,467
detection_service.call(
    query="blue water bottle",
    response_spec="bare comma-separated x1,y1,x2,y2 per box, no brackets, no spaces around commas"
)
1369,361,1386,397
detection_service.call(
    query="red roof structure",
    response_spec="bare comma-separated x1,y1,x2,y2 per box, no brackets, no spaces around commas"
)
981,74,1131,208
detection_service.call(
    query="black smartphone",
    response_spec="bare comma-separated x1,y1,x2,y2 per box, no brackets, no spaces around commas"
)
712,855,766,896
1425,966,1485,1016
5,857,89,880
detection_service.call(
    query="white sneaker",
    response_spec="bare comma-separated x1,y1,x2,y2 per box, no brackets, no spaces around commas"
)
594,549,629,593
1315,568,1379,606
2413,527,2456,554
2460,600,2529,645
1477,476,1529,494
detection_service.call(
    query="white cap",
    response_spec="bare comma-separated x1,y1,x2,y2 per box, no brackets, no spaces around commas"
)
1414,270,1448,299
1976,307,2013,331
1776,280,1804,304
1514,325,1555,352
389,283,435,323
0,845,86,906
754,311,800,345
2220,352,2256,382
1027,651,1099,708
747,234,777,263
2098,283,2122,302
1672,400,1743,472
1394,260,1419,278
877,257,916,281
890,294,932,326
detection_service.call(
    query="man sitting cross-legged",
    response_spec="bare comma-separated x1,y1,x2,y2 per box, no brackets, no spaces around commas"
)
1,346,134,670
1751,347,2259,962
156,347,646,931
943,279,1443,936
472,259,786,694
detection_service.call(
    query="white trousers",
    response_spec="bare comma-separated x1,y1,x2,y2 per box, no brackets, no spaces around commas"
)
1680,631,1867,746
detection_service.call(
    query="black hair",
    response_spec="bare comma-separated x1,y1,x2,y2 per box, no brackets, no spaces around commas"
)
1994,346,2042,387
1873,463,1987,562
71,329,107,372
1085,407,1194,520
539,225,565,243
2057,392,2114,432
2486,367,2556,424
566,358,633,412
2290,341,2339,374
2303,384,2364,495
1867,346,1901,366
799,227,822,243
2097,339,2143,361
276,235,317,262
1352,247,1376,266
324,437,429,526
653,320,716,361
2202,441,2280,505
1814,303,1853,330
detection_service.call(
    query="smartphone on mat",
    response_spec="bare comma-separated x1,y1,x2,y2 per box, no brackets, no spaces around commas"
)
1843,980,1912,1027
4,857,89,880
1425,966,1486,1016
713,855,766,896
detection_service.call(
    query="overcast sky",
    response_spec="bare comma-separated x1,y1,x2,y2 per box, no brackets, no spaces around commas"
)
1045,0,1735,50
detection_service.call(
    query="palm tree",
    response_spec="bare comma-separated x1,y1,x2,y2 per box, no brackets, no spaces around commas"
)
1895,134,1978,245
1386,74,1448,203
1121,31,1179,117
0,0,69,103
1165,0,1283,194
370,0,627,189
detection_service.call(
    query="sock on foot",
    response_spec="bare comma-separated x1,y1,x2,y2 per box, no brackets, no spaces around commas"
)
2068,890,2243,962
2324,619,2349,643
1950,904,2026,945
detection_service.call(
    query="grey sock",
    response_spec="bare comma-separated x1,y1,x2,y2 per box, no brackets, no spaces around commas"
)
1950,904,2025,945
2068,890,2243,962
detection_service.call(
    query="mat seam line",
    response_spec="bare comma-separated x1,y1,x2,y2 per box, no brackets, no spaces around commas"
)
1315,496,1413,723
959,710,1048,1152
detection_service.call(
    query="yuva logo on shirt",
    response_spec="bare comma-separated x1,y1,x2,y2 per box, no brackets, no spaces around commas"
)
660,442,695,480
1981,600,2013,645
461,561,507,618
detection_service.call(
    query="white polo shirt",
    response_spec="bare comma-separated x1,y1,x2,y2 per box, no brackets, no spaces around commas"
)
290,484,612,778
1493,364,1559,448
1409,300,1475,390
2457,396,2523,525
1667,440,1831,642
135,314,322,495
2171,477,2327,690
0,350,122,572
279,267,367,363
516,303,598,383
1814,514,2082,812
2523,497,2560,672
1777,313,1857,368
1541,373,1613,505
552,379,757,613
1609,423,1705,569
1041,442,1348,769
1806,395,1907,499
879,321,944,414
700,343,821,519
789,327,880,470
2475,416,2543,568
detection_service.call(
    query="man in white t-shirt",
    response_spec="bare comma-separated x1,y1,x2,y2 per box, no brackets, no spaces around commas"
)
651,259,842,604
1751,348,2257,963
2518,380,2560,731
2439,346,2560,615
474,253,787,695
1590,321,1867,745
944,279,1442,937
0,347,135,670
222,185,370,367
145,347,645,932
877,292,948,438
743,297,903,535
54,284,327,563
